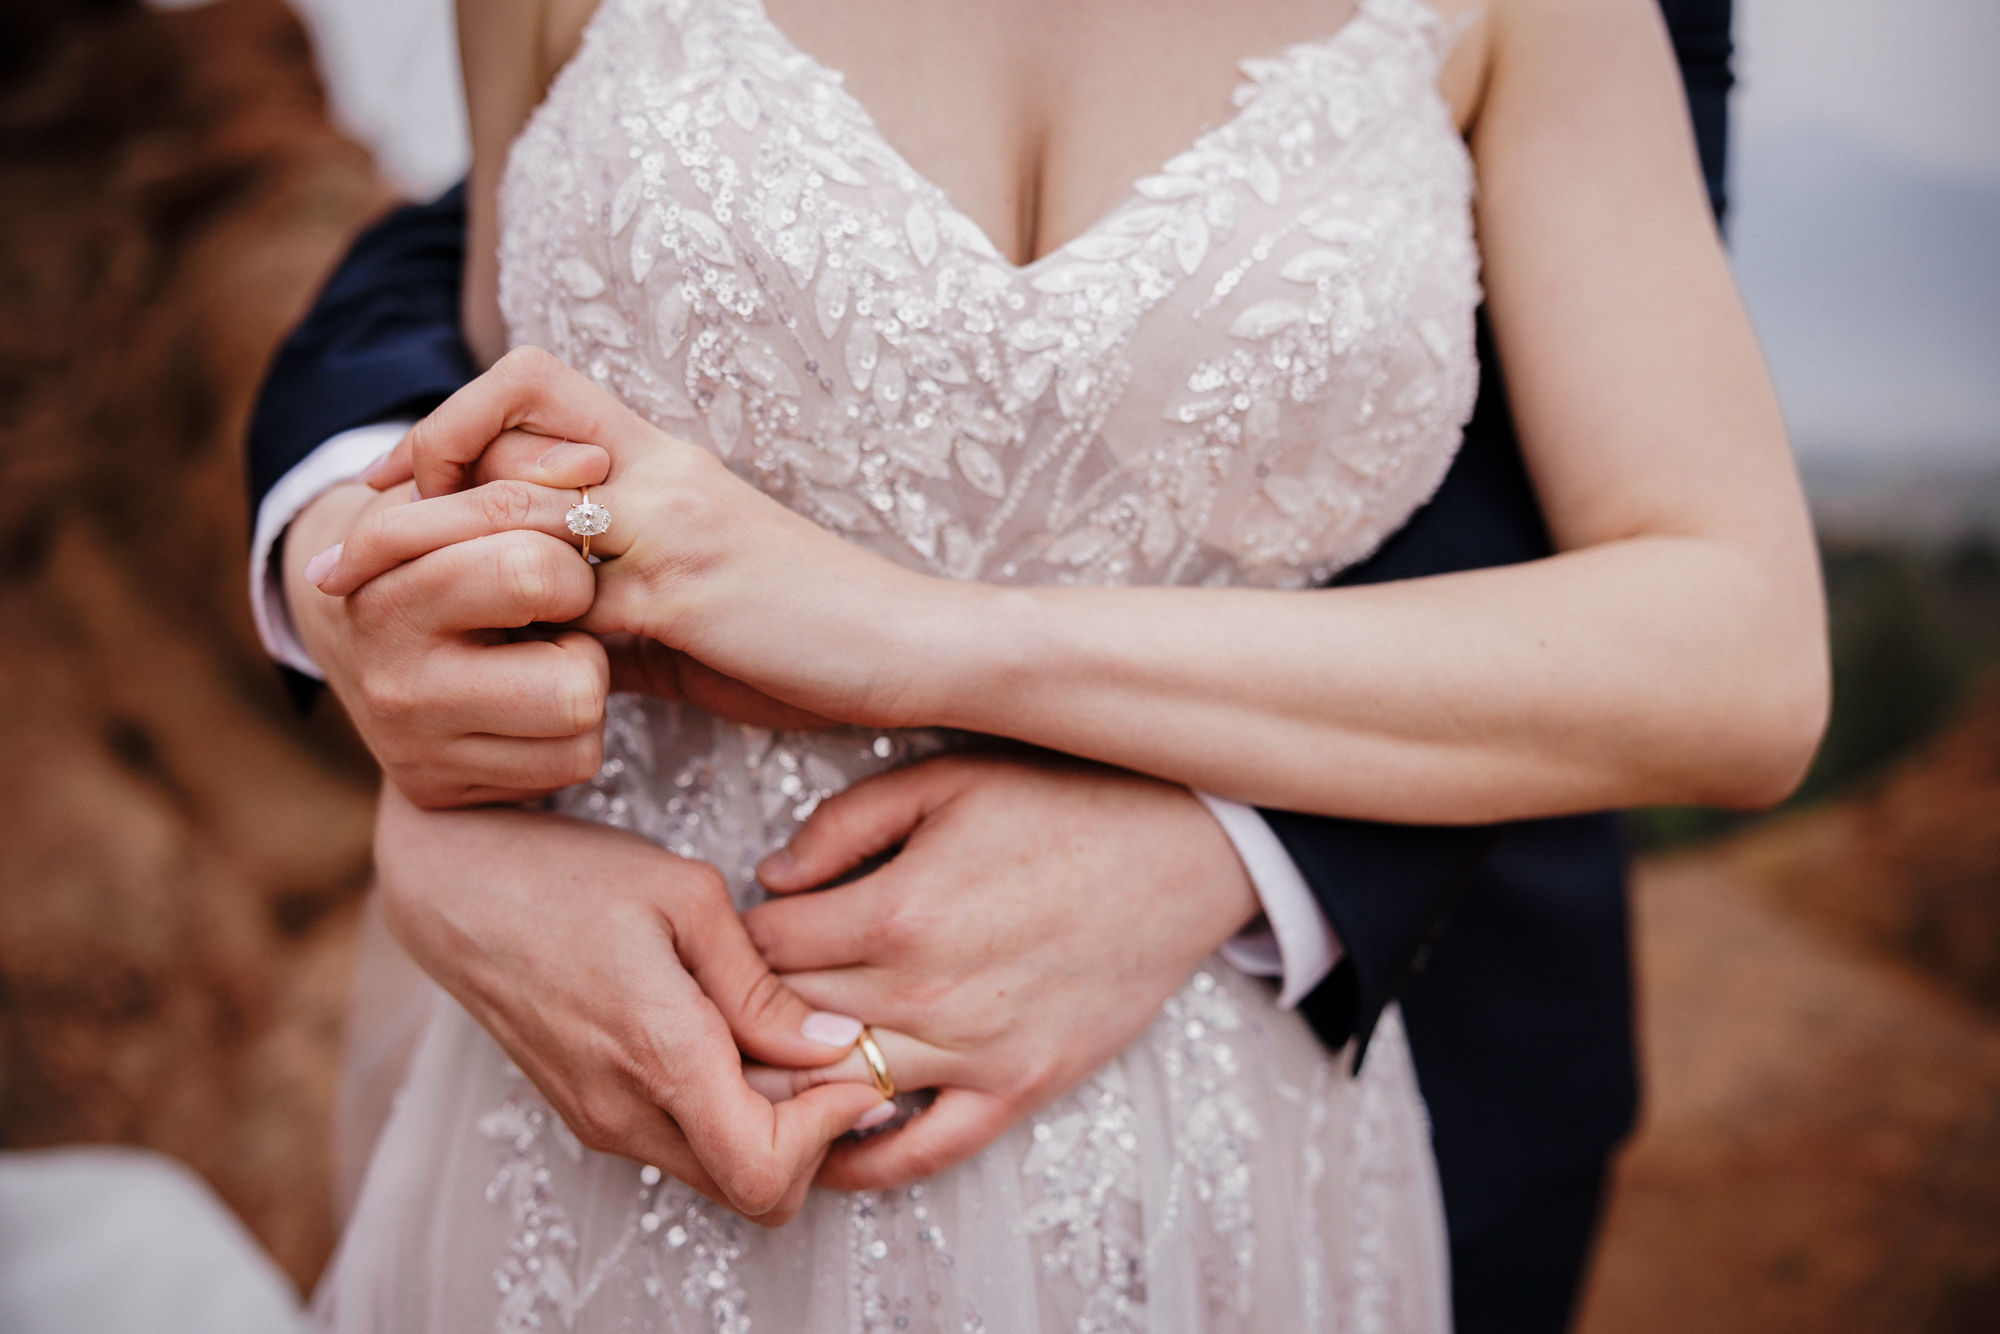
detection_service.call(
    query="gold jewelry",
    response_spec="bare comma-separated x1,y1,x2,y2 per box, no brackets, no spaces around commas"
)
564,482,611,559
854,1025,895,1100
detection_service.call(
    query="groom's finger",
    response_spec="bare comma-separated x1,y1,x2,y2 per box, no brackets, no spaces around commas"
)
742,879,894,971
755,761,959,893
663,865,875,1071
772,966,934,1037
469,428,612,492
743,1025,959,1102
355,530,595,633
386,346,637,498
641,1005,885,1218
815,1088,1015,1192
317,481,586,596
422,635,609,740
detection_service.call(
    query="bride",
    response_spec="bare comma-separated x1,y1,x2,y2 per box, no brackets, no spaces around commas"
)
285,0,1823,1326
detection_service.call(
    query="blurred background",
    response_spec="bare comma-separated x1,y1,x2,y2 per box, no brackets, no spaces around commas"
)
0,0,1993,1327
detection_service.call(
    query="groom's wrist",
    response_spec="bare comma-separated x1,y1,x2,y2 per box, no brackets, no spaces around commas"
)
249,420,415,676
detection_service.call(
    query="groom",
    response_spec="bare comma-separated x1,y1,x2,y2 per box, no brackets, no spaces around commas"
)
248,1,1733,1328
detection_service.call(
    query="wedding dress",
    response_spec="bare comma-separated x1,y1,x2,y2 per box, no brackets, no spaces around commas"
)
318,0,1479,1327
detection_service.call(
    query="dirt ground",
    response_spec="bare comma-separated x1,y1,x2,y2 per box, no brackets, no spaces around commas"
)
1,0,1995,1323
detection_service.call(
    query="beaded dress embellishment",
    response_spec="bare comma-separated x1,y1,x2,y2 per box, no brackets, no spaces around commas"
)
477,0,1477,1327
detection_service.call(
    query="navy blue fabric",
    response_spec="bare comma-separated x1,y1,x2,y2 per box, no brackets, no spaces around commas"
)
1269,0,1733,1275
245,183,476,507
243,1,1731,1316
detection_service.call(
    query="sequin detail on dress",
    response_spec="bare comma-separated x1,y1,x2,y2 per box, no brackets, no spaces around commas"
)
328,0,1472,1329
498,0,1478,591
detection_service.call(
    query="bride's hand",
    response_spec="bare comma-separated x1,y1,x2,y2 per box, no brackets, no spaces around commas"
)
357,347,957,729
372,785,895,1223
735,753,1263,1189
308,426,841,734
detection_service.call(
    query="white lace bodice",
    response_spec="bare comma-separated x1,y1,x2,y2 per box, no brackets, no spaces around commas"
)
497,0,1479,592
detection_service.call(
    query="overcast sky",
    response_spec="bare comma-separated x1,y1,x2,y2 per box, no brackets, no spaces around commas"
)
1732,0,2000,463
273,0,2000,467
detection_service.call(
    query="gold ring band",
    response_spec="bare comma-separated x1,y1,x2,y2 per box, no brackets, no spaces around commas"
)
854,1025,895,1100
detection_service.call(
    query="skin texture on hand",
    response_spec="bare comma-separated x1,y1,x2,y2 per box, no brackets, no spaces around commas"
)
737,753,1263,1190
351,336,1825,824
285,462,614,809
345,350,952,732
371,785,892,1223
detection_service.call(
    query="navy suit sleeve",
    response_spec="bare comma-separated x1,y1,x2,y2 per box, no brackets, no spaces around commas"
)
1267,0,1732,1062
245,184,477,512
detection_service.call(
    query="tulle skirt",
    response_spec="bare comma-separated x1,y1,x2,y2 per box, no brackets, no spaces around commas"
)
314,709,1452,1331
314,956,1449,1332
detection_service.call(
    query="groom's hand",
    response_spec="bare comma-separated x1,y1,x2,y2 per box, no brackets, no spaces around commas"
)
286,465,612,809
740,754,1263,1190
373,786,891,1223
299,430,842,750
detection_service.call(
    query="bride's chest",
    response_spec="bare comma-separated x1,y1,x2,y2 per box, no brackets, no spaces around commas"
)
499,0,1482,588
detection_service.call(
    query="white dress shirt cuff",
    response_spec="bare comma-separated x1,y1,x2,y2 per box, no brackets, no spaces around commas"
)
247,421,414,680
1196,791,1344,1009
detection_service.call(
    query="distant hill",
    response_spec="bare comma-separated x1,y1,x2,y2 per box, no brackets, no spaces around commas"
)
1803,457,2000,542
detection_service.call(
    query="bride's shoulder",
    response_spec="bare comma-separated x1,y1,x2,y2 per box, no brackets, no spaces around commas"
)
1428,0,1685,138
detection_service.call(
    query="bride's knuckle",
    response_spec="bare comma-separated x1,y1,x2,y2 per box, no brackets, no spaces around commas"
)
478,479,536,530
498,343,560,389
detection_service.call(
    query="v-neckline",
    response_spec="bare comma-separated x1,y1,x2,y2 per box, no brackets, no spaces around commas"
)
734,0,1389,275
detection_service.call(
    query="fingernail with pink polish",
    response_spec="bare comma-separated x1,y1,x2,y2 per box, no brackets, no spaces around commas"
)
800,1011,862,1048
855,1101,897,1132
757,848,796,882
302,543,342,588
539,439,586,470
359,450,393,483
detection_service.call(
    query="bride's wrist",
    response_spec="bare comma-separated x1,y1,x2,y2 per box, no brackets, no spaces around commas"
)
896,578,1032,731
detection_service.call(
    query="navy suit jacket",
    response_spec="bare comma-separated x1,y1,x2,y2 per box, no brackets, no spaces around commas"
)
246,0,1731,1244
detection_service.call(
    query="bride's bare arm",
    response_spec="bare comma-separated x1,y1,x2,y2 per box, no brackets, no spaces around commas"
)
945,0,1827,821
354,0,1823,825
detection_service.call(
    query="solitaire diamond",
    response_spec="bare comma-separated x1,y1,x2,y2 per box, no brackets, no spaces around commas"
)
565,501,611,537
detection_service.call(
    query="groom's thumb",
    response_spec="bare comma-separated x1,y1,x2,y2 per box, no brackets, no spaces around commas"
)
669,871,868,1069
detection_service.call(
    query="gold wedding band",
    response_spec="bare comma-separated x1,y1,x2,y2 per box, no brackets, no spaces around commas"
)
854,1025,895,1100
564,481,611,560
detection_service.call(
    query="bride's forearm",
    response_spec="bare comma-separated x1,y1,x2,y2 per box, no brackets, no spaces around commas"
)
918,534,1829,824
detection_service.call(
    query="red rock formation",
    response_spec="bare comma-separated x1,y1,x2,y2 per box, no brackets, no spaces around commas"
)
2,0,1995,1324
1720,675,2000,1013
0,0,387,1288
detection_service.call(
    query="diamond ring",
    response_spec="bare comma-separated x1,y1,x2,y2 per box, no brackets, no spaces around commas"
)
565,485,611,560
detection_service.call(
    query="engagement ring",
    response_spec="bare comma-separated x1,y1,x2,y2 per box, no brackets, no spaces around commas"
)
565,484,611,560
